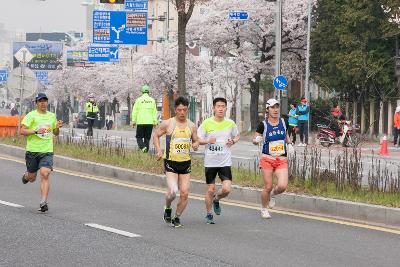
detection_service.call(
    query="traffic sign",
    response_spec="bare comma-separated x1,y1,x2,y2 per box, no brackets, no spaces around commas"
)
93,11,148,45
273,75,288,91
125,0,148,11
229,11,249,21
14,47,34,64
7,67,38,100
88,46,119,62
35,71,50,85
0,69,7,83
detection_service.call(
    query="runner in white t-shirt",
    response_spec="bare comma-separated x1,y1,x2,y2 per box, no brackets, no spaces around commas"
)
198,97,240,224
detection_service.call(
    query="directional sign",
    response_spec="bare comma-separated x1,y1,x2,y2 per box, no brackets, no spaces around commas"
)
125,0,148,11
229,11,249,21
35,71,50,85
0,69,7,83
14,47,34,64
273,75,288,91
88,46,119,62
93,11,147,45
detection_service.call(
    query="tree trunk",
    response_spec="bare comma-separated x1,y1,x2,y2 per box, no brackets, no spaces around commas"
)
361,101,366,134
127,93,131,125
345,102,350,119
379,100,384,136
369,99,375,137
388,101,393,137
249,72,261,130
177,12,187,96
352,100,357,124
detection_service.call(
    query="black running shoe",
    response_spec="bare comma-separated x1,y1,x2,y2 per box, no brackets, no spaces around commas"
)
206,213,215,224
38,202,48,212
22,173,29,184
213,199,221,215
171,216,182,228
163,207,172,223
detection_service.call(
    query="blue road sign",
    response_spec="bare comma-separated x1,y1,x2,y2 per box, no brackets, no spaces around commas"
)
0,69,8,83
93,11,147,45
88,47,119,62
125,0,148,11
35,71,50,85
273,75,288,91
229,11,249,21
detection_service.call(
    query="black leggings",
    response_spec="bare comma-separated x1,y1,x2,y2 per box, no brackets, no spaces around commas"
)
298,121,309,144
288,126,297,144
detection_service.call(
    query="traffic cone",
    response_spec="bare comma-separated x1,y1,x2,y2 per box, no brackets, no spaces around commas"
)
379,135,389,156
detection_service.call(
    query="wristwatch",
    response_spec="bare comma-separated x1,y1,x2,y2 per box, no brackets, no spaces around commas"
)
34,130,38,134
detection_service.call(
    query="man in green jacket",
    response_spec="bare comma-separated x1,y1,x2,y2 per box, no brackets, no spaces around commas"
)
85,94,99,137
131,85,158,152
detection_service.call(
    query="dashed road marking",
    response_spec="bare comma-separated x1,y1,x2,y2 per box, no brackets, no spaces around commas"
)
85,223,141,238
0,199,24,208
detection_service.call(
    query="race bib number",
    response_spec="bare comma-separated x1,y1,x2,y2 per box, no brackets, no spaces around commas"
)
173,142,190,155
269,140,285,156
37,124,53,139
207,143,225,156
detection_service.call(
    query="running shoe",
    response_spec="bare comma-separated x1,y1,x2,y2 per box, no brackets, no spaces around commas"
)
163,207,172,223
213,199,221,215
206,214,215,224
171,216,182,228
38,202,48,213
260,208,271,219
22,173,29,184
268,194,276,209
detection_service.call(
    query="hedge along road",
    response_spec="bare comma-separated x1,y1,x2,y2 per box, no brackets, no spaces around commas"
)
0,156,399,267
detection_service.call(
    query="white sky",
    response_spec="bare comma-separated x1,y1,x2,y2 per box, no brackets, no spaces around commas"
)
0,0,87,33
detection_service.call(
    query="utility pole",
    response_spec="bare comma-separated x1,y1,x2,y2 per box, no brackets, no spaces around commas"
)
304,0,312,101
274,0,282,101
17,50,27,135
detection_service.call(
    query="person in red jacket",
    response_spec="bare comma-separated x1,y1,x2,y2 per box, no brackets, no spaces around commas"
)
394,106,400,147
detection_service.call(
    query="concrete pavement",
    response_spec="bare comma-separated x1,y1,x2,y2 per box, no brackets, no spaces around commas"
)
1,157,400,267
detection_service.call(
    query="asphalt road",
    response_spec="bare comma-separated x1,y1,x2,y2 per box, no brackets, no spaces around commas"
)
1,155,399,267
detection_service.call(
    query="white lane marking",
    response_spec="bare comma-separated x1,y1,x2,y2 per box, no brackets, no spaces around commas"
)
85,223,141,238
0,200,24,208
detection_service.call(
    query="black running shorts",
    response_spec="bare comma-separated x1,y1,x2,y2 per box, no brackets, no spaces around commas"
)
25,152,54,173
164,159,191,174
205,166,232,184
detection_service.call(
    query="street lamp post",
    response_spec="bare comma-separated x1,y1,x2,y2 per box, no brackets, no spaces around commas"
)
304,0,312,101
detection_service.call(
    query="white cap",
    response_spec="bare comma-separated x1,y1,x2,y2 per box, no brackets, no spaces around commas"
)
396,106,400,113
266,98,279,109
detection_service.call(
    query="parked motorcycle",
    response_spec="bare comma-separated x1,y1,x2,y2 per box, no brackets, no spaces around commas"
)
317,118,360,147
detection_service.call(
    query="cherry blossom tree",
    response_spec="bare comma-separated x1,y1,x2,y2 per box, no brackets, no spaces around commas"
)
188,0,311,129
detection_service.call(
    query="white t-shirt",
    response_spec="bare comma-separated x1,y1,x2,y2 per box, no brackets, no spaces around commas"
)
197,117,239,167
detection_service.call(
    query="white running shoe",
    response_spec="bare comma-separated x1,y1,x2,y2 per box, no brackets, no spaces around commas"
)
297,143,303,147
268,195,276,209
261,208,271,219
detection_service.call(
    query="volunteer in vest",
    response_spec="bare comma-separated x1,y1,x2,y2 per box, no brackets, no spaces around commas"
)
197,97,240,224
296,97,310,146
288,103,298,144
131,85,158,153
253,98,292,219
153,96,199,228
21,93,63,212
85,94,99,137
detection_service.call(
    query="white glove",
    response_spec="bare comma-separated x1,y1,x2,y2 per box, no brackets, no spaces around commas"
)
254,136,263,143
287,143,294,155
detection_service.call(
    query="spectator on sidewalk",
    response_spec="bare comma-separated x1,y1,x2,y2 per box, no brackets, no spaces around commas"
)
288,103,298,144
394,106,400,147
131,85,158,152
296,97,310,146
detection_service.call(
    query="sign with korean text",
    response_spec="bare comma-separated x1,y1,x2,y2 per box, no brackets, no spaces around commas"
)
125,0,148,11
0,69,8,84
13,42,63,70
88,46,119,62
93,11,147,45
229,11,249,21
35,71,50,85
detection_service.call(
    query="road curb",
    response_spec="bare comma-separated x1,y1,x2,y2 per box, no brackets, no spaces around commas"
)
1,143,399,229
